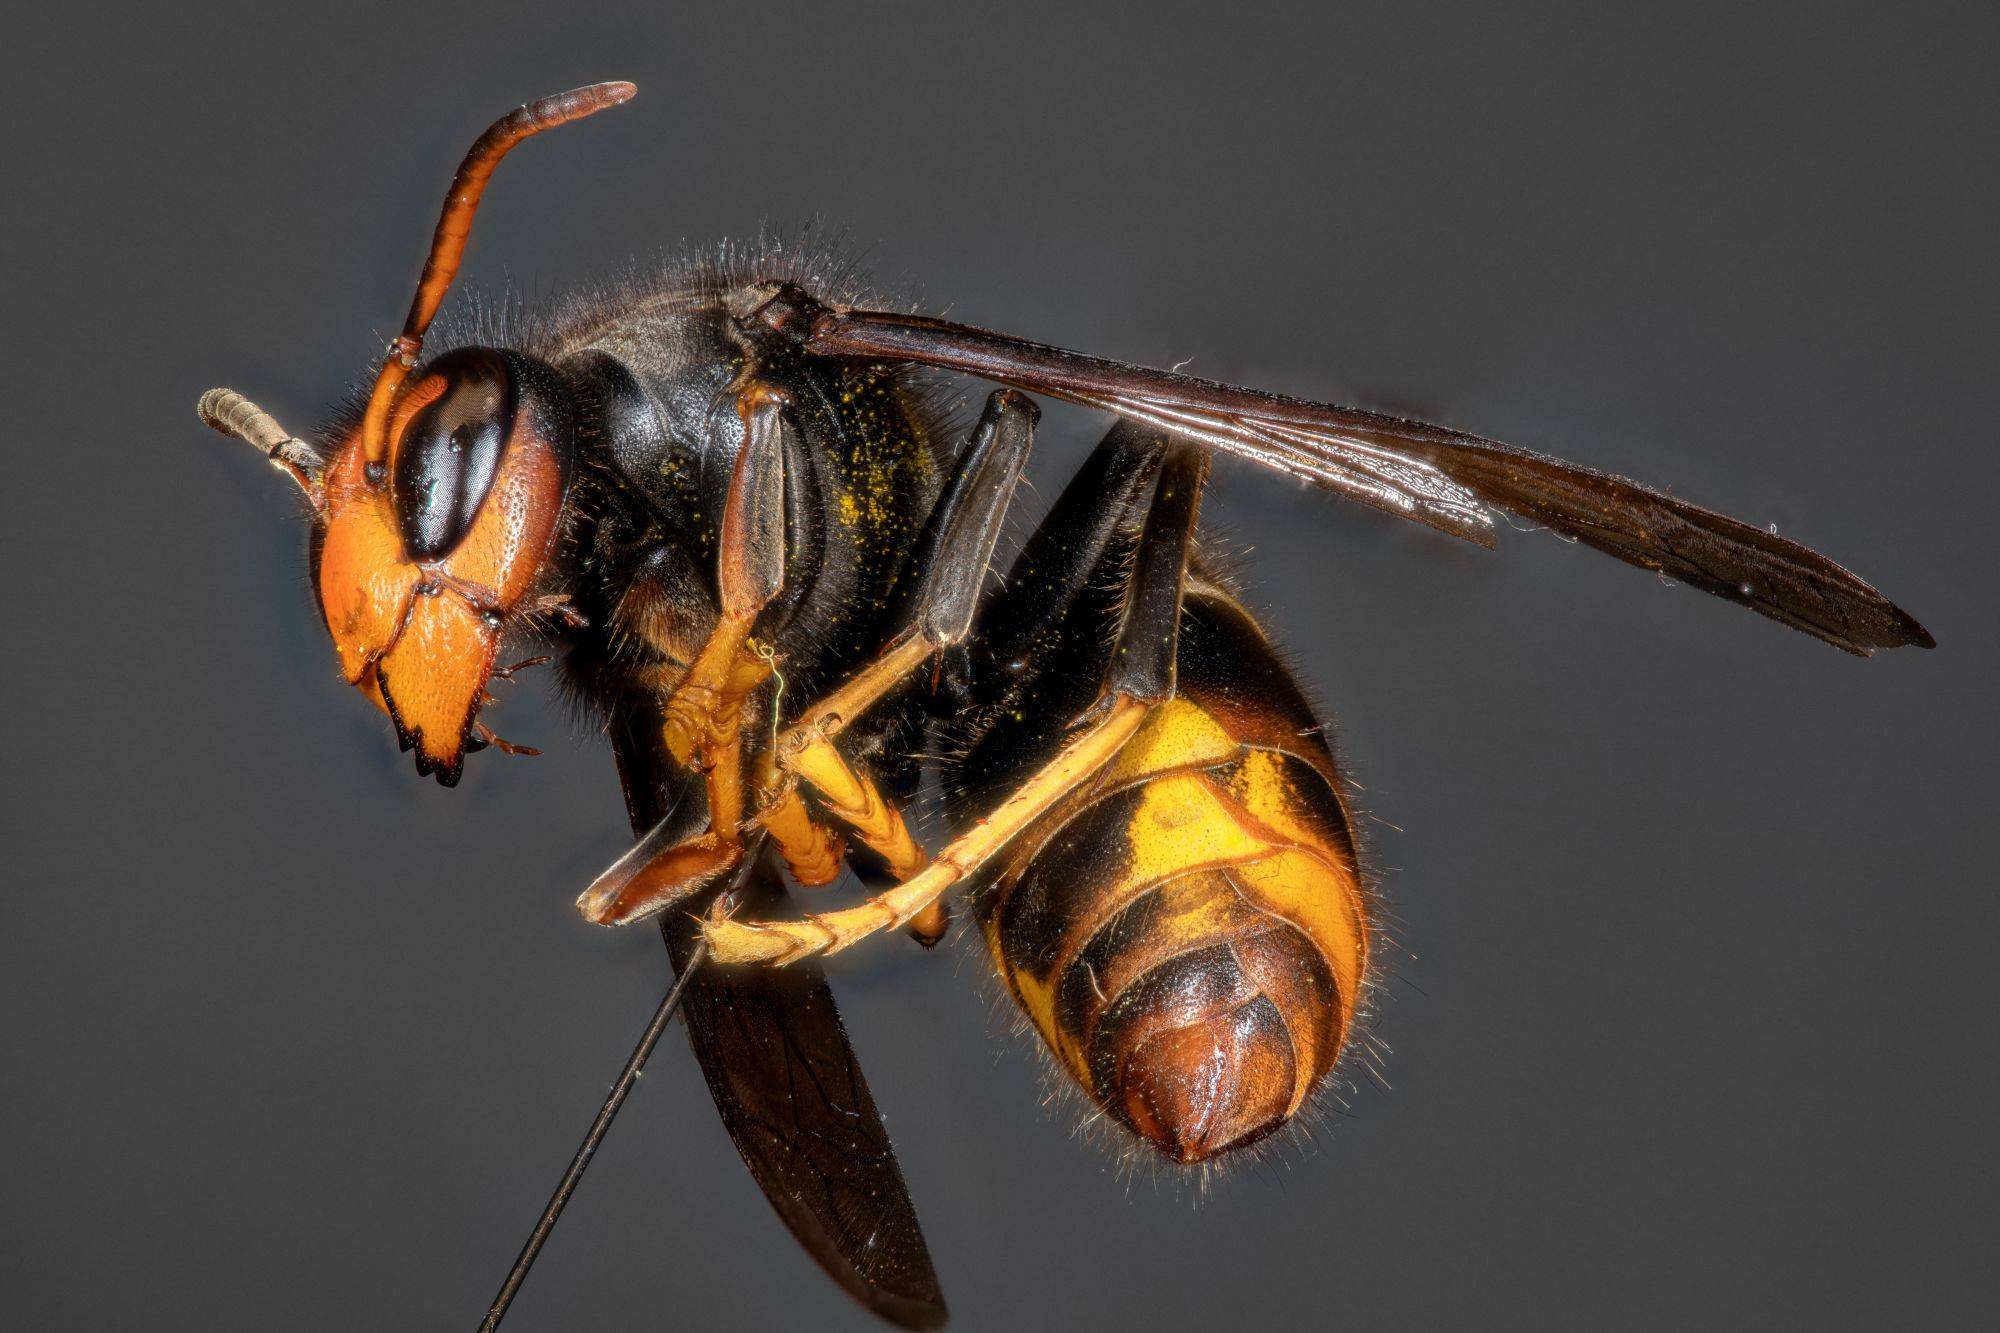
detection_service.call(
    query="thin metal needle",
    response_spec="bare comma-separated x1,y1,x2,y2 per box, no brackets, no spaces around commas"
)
476,938,709,1331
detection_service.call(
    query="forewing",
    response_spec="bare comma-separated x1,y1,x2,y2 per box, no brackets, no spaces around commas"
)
800,306,1931,655
609,706,948,1331
1391,436,1935,653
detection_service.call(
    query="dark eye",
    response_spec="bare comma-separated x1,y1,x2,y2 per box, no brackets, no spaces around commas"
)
391,348,518,561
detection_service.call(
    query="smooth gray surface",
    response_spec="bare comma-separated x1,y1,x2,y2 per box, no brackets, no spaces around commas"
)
5,4,1993,1329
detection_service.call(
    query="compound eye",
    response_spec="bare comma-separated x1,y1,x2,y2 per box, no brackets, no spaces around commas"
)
391,349,518,561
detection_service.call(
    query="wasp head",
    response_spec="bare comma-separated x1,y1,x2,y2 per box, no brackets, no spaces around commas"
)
309,347,574,784
195,83,633,784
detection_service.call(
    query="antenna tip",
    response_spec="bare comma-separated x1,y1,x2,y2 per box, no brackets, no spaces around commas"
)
531,81,637,129
582,80,638,106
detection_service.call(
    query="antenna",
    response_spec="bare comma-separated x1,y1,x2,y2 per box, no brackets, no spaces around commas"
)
358,82,636,467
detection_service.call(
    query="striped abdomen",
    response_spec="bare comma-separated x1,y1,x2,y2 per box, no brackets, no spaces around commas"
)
980,585,1369,1163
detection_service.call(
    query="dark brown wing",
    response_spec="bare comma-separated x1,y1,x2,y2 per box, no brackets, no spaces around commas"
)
788,300,1931,656
608,703,948,1331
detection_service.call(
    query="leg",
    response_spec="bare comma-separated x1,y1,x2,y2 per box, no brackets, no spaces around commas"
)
579,387,1034,927
660,382,791,771
575,385,794,925
977,419,1165,680
761,389,1037,944
751,751,845,886
707,443,1210,964
770,388,1038,760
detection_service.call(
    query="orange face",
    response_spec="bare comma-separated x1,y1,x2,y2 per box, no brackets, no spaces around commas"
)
314,347,573,785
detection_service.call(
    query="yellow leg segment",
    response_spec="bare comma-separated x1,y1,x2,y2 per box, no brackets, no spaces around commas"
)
778,730,949,946
766,629,947,944
784,733,927,878
751,753,844,887
574,616,770,928
779,632,931,749
705,694,1151,964
668,616,774,832
662,614,763,770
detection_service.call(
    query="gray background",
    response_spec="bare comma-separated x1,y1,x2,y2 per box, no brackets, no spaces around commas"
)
5,3,1994,1329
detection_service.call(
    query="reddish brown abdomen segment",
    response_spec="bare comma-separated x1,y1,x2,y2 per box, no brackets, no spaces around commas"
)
982,588,1368,1163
